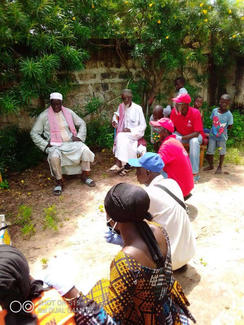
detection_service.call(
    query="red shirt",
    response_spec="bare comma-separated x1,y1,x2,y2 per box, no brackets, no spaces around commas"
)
158,135,194,197
170,106,205,138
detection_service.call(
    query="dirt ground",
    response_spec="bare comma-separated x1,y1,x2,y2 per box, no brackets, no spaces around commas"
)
1,150,244,324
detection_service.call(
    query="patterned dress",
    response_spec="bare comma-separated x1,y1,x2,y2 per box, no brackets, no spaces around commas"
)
86,229,195,325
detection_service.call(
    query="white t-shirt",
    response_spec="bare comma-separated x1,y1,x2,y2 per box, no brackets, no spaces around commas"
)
145,175,196,270
178,87,188,95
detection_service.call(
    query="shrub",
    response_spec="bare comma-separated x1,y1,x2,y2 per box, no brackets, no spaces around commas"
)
86,120,114,151
0,126,44,176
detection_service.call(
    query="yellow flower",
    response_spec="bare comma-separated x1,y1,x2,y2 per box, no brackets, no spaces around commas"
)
165,35,169,39
157,20,161,24
72,16,76,21
47,177,51,181
149,3,153,7
27,192,31,196
228,9,232,14
21,180,24,184
204,18,208,22
202,9,207,15
232,34,237,38
200,3,204,7
124,0,128,3
102,148,106,153
241,17,244,21
92,3,95,8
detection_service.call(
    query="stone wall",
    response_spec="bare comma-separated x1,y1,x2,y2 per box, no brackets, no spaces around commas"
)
0,46,243,130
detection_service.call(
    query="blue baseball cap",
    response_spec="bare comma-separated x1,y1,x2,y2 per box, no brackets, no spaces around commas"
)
128,152,164,172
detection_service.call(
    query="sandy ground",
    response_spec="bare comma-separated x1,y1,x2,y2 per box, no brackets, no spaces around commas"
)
1,151,244,324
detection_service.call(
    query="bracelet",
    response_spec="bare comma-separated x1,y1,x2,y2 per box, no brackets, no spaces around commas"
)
63,294,80,302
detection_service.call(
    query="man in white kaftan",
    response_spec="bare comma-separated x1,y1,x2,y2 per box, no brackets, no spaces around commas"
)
129,152,196,271
30,92,95,195
110,89,146,175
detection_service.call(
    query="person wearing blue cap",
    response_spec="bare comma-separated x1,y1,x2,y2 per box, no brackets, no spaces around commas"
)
128,152,196,271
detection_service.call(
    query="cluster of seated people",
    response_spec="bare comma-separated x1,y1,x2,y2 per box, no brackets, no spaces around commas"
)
4,79,231,324
0,181,196,324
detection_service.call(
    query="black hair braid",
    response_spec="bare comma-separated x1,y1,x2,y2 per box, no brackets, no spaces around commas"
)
137,221,165,268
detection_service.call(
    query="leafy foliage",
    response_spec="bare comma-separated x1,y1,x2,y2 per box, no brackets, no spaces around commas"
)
43,205,59,231
0,126,44,176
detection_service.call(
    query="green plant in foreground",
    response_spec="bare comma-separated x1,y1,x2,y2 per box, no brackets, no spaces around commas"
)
16,205,32,226
15,205,35,237
0,180,9,189
21,223,36,237
43,205,59,231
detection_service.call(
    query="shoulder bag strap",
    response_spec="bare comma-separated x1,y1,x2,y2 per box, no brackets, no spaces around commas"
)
155,184,186,210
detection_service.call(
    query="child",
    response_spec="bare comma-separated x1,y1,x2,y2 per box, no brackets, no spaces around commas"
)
204,94,233,174
149,105,163,152
193,96,204,118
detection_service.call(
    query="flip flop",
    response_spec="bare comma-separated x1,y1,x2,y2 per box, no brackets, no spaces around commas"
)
53,185,62,196
119,169,130,176
82,178,96,187
109,164,122,172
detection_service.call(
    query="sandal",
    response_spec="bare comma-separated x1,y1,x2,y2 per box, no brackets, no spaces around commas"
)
53,185,62,196
82,177,96,187
109,164,122,172
119,169,130,176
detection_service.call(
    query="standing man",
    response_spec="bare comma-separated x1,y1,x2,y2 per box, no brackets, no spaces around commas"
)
30,92,95,195
170,93,205,183
110,89,146,176
129,152,196,271
204,94,233,174
150,118,194,199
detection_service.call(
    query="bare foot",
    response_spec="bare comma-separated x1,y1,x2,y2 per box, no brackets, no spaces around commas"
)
203,166,214,171
215,167,222,174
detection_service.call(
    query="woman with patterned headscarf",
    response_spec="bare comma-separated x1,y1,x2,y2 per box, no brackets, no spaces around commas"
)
86,183,196,324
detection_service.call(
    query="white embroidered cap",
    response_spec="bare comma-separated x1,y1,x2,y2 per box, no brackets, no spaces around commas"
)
50,92,63,101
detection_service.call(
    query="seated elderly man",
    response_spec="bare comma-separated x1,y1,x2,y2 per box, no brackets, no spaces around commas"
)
129,152,196,271
170,94,205,183
30,92,95,195
110,89,146,176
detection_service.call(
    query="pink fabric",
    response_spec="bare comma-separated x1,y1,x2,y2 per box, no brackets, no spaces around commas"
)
113,103,146,150
158,135,194,197
48,106,77,144
170,106,205,139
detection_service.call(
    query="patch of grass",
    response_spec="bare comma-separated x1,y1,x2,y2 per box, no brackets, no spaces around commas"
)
224,147,244,165
43,205,59,231
15,205,36,238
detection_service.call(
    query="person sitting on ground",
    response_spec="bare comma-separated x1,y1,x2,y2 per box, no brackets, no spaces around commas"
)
30,92,95,196
204,94,233,174
0,244,116,325
110,89,147,176
128,152,196,271
149,105,164,152
170,93,205,183
174,76,188,96
87,183,196,324
150,117,194,199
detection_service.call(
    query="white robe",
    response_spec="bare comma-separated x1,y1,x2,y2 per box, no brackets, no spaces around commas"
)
145,175,196,271
113,102,146,163
30,108,94,176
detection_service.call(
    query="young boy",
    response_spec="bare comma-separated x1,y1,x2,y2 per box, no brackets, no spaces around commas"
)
204,94,233,174
150,105,164,152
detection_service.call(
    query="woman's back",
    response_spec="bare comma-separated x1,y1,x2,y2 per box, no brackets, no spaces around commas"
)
87,226,195,325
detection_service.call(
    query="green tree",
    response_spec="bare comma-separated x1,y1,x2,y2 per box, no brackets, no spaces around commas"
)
0,0,89,114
